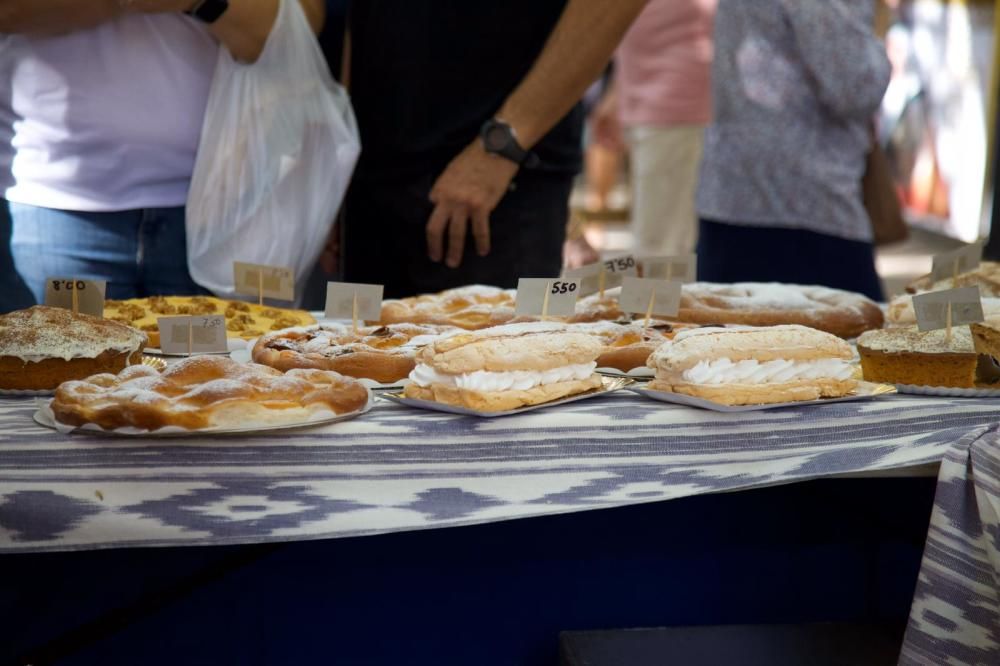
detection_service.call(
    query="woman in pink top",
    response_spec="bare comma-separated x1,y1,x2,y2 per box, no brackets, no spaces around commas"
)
594,0,716,256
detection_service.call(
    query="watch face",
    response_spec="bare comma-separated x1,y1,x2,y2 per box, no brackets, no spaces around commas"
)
484,124,510,151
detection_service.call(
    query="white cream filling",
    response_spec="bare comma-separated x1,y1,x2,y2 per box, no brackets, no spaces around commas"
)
682,358,854,385
410,362,597,392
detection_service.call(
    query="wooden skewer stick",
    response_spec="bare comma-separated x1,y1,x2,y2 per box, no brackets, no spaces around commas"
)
599,269,606,300
643,290,656,329
352,293,359,334
258,271,264,307
188,321,194,357
71,281,79,315
542,282,552,320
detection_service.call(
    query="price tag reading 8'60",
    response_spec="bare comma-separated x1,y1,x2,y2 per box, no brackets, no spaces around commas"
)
233,261,295,302
157,315,228,354
44,277,107,317
515,278,581,317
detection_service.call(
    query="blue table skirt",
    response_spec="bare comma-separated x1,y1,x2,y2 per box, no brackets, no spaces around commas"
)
3,477,936,666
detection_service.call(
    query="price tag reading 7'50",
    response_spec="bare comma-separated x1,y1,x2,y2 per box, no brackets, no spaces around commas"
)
515,278,581,317
563,255,638,296
157,315,228,355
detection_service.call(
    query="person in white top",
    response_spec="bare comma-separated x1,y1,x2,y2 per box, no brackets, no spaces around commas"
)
0,0,324,308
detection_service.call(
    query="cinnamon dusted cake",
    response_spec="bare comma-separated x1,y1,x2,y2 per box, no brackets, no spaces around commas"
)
857,326,977,388
0,306,148,391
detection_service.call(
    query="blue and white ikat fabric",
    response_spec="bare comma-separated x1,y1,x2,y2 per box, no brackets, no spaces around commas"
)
1,392,999,554
901,424,1000,666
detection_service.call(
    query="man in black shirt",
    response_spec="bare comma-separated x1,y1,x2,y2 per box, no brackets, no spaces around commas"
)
337,0,646,297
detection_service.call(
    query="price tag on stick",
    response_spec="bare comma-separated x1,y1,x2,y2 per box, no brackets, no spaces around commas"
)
619,277,682,327
45,278,106,317
515,278,581,318
157,315,227,355
563,255,638,298
233,262,295,304
912,287,984,332
325,282,384,331
931,242,983,283
641,254,697,283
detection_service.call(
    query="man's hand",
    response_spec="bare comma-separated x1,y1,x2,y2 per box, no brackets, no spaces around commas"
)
426,140,519,269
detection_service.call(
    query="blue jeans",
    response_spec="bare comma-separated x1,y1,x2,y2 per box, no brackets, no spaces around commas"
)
9,203,207,302
0,200,36,313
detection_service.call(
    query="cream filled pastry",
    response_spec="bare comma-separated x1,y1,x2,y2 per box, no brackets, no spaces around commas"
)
646,324,858,405
404,321,604,411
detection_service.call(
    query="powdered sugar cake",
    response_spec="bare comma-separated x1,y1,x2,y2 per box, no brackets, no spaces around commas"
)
0,306,148,391
51,355,370,432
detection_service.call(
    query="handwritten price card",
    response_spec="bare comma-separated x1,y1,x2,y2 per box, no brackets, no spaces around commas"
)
563,254,638,296
44,277,106,317
157,315,228,354
641,254,697,283
233,262,295,302
912,287,984,331
515,278,581,317
931,242,983,282
325,282,384,322
619,277,682,318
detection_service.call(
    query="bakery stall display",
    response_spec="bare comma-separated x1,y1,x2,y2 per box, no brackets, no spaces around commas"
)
646,325,858,406
51,356,369,432
567,320,699,372
906,261,1000,296
379,285,516,330
251,323,457,384
104,296,315,347
675,283,883,339
857,326,979,388
0,306,147,391
404,322,604,411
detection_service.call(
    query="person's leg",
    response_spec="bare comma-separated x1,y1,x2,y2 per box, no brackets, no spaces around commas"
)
696,219,884,301
9,203,142,301
138,207,210,297
629,125,703,256
0,199,36,313
344,171,571,298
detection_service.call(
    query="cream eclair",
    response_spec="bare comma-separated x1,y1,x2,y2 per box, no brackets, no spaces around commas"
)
646,324,858,405
403,322,604,411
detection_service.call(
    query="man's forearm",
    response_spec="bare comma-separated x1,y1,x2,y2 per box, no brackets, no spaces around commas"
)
496,0,646,149
0,0,120,35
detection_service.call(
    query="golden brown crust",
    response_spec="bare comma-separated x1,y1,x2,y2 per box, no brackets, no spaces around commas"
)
403,374,603,411
906,262,1000,295
647,378,857,405
0,350,144,391
857,346,977,388
51,356,369,431
676,283,884,339
104,296,315,347
252,323,453,383
379,286,516,330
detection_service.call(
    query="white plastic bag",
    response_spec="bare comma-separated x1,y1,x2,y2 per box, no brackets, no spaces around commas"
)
186,0,360,300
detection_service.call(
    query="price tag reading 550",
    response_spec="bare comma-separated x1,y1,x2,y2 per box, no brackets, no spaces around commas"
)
515,278,581,317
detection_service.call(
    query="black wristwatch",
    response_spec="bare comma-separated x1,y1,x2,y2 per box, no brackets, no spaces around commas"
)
186,0,229,24
480,118,540,168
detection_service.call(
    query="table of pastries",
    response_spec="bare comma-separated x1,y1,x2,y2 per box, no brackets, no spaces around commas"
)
4,279,1000,665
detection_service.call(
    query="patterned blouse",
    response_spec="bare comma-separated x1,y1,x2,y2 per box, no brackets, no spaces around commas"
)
696,0,891,242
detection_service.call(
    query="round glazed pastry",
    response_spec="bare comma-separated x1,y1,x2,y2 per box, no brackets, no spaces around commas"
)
647,324,858,405
251,323,456,383
675,282,884,339
51,356,370,432
0,306,148,391
379,285,516,330
404,321,604,411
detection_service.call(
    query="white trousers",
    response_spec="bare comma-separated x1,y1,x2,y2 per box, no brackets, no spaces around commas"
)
627,124,705,256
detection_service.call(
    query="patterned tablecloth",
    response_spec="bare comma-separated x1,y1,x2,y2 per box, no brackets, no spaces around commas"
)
901,423,1000,665
1,391,998,554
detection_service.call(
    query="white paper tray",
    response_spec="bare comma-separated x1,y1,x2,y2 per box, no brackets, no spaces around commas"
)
896,384,1000,398
33,392,373,438
379,376,632,417
629,381,896,413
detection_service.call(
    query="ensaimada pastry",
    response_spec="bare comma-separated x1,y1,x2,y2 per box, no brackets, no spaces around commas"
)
647,325,858,405
0,306,147,391
404,322,604,411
